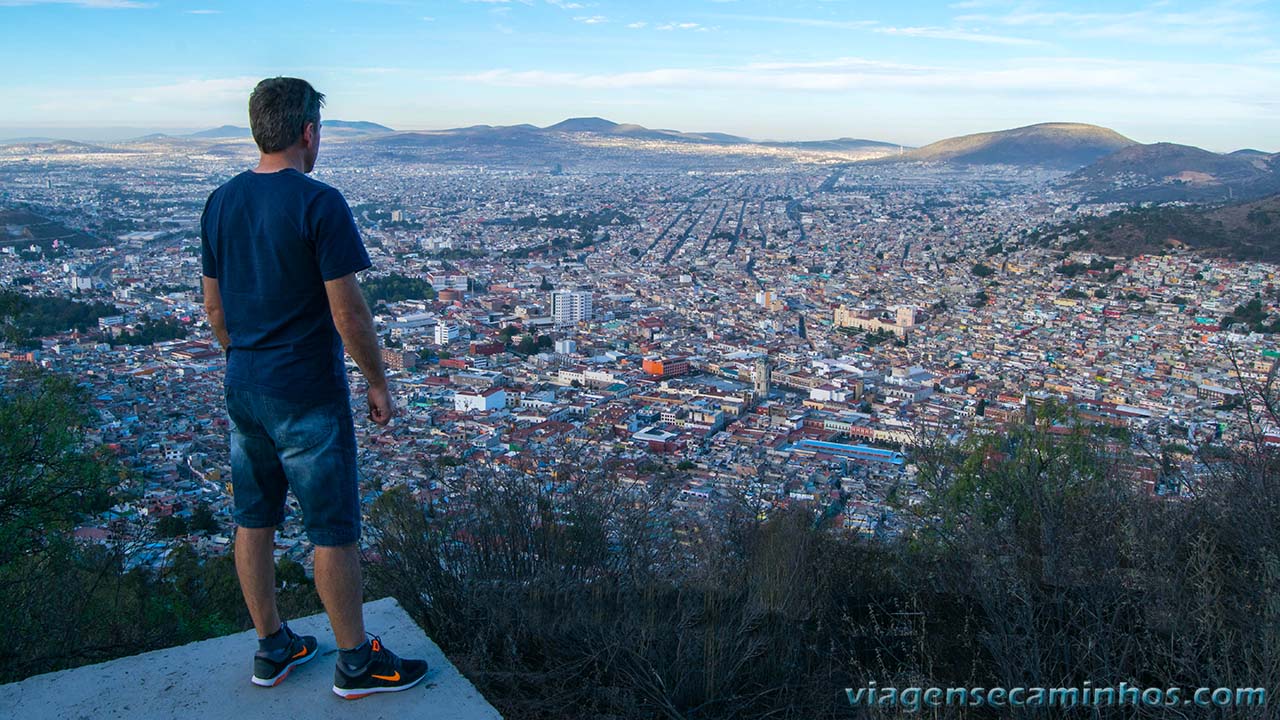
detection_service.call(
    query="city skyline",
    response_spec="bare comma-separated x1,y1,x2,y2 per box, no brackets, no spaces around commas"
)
2,0,1279,151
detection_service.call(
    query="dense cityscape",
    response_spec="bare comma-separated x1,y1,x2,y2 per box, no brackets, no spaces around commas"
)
6,0,1280,713
2,125,1275,573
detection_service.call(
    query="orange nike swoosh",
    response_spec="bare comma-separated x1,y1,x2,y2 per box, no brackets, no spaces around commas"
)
292,647,308,659
372,671,400,682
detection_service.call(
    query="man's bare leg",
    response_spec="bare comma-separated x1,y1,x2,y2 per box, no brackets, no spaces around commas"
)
235,526,281,638
313,544,366,648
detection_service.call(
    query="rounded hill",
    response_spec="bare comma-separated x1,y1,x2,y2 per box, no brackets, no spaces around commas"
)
897,122,1137,169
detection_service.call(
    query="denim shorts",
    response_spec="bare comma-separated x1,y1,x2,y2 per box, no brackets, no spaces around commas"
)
225,387,360,546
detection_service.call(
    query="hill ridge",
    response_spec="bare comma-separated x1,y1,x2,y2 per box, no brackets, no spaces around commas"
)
1064,141,1280,202
888,121,1137,169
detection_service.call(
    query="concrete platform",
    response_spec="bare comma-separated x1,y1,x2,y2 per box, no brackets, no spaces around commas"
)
1,597,502,720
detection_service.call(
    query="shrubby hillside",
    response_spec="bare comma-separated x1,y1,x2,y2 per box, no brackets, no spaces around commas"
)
4,365,1278,719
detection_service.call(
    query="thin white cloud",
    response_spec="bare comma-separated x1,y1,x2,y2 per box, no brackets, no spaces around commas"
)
12,76,259,122
459,56,1280,111
626,21,646,29
956,2,1273,46
742,57,930,72
125,76,260,105
545,0,582,8
573,14,605,24
656,21,700,31
874,25,1042,46
718,14,878,30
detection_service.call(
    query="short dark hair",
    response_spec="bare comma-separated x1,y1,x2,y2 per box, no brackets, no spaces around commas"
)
248,77,325,153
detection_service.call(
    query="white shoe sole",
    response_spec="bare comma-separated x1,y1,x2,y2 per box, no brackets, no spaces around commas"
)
332,671,428,699
251,648,317,687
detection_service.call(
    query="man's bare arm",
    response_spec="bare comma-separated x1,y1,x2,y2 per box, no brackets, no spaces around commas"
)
325,273,393,424
324,273,387,386
202,276,231,349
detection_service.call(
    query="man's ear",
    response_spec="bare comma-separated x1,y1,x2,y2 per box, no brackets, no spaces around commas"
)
302,121,317,147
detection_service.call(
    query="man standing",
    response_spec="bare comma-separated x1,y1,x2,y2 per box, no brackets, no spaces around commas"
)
200,77,428,699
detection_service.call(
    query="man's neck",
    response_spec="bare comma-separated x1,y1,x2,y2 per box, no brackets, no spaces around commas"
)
253,149,308,174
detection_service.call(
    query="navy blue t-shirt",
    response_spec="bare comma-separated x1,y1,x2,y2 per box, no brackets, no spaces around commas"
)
200,169,371,402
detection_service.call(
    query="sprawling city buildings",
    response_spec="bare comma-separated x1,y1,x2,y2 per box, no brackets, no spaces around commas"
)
2,132,1276,572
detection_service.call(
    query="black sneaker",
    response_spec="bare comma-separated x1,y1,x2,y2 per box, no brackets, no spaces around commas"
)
251,622,318,687
332,635,430,700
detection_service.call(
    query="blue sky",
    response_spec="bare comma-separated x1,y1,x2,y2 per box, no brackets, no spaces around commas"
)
1,0,1278,150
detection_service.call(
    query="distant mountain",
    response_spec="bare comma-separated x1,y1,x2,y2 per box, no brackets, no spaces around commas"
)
540,117,900,152
358,117,900,161
369,123,549,151
186,120,393,140
888,122,1137,169
0,139,120,154
188,124,250,139
691,131,753,145
1034,193,1280,262
6,117,893,159
349,118,900,170
544,117,755,144
1063,143,1280,203
546,117,623,134
323,120,394,134
767,137,903,152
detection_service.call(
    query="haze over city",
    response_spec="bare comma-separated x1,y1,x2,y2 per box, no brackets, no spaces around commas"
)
3,0,1279,150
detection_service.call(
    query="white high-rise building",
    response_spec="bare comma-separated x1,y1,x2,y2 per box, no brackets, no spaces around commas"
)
435,322,459,345
551,290,593,327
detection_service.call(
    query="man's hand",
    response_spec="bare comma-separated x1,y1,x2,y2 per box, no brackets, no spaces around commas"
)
368,383,395,426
